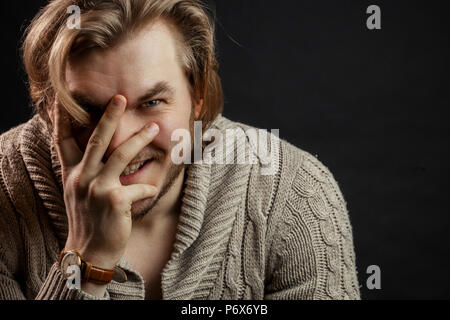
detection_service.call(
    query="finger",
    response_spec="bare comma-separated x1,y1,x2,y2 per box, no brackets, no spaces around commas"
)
82,95,127,171
101,123,159,179
52,100,83,168
122,184,158,203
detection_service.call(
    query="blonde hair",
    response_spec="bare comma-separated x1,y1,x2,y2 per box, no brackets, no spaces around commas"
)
22,0,223,131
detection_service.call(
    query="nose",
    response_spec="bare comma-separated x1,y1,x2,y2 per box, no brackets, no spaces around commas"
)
104,110,147,160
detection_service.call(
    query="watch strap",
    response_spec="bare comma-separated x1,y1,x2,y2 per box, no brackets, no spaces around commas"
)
58,249,127,284
81,260,114,284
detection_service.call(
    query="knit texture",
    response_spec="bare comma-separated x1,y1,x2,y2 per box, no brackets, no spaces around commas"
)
0,113,360,300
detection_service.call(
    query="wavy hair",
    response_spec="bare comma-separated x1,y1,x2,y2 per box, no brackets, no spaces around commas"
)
22,0,223,131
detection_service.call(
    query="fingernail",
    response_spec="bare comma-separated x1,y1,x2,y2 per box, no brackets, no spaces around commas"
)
145,123,159,134
113,95,125,107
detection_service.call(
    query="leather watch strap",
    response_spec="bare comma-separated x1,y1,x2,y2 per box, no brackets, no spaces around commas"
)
59,249,121,285
82,260,115,284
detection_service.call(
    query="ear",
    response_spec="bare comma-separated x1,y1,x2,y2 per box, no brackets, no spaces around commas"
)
193,98,204,120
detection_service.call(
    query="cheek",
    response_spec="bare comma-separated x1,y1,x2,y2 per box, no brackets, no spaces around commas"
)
151,113,191,151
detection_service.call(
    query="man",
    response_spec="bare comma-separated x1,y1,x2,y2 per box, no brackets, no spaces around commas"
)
0,0,360,300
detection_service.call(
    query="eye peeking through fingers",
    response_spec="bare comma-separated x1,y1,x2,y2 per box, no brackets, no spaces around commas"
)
81,104,105,123
141,99,162,109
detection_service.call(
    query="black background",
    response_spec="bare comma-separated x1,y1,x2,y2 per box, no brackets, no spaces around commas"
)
1,0,449,299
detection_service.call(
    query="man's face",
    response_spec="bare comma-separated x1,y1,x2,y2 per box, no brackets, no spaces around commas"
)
65,20,200,220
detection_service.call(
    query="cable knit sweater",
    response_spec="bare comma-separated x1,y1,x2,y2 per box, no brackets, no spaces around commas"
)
0,113,360,300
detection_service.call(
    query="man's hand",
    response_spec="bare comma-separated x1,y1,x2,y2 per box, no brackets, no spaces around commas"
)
50,95,159,294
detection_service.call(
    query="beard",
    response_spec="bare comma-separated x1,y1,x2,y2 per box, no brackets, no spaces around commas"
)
130,161,186,222
130,108,195,222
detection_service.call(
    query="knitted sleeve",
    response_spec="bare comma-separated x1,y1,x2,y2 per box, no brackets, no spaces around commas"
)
264,152,361,300
0,153,109,300
34,263,110,300
0,260,110,300
0,217,26,299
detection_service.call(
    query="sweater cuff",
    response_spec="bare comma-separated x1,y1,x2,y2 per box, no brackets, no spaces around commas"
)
35,262,110,300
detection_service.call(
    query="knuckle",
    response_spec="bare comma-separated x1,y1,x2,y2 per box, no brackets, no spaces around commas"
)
71,172,83,189
66,169,85,190
144,185,156,196
89,135,104,149
132,135,145,148
112,148,128,164
124,208,132,217
88,135,105,148
88,178,103,198
76,172,90,190
138,131,151,143
108,188,125,206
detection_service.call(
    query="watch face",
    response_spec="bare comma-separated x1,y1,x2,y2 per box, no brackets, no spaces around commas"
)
60,251,81,280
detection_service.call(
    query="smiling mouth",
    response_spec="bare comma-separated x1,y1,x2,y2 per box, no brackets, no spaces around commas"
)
120,159,152,176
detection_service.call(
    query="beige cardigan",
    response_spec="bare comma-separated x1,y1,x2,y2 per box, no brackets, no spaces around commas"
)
0,114,360,300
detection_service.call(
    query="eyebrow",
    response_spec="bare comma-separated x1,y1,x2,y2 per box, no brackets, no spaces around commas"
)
71,81,176,111
135,81,176,106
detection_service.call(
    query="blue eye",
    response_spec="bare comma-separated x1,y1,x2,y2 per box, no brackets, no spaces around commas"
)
142,99,161,108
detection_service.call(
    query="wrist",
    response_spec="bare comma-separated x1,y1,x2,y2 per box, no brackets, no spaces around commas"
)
58,249,118,286
77,250,118,270
63,242,121,270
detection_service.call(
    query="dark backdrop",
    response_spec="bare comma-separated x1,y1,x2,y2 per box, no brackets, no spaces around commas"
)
1,0,448,299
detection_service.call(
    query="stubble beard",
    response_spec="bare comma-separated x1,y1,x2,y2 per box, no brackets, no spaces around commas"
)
130,109,195,222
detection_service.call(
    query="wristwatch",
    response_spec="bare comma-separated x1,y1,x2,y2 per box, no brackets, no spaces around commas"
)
58,249,127,284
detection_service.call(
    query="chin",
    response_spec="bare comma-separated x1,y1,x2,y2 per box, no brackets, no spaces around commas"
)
131,197,157,221
128,157,186,222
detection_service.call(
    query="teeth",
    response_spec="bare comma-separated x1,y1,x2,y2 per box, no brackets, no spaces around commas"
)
121,161,146,176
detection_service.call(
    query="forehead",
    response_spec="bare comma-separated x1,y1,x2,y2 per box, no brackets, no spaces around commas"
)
66,19,184,102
